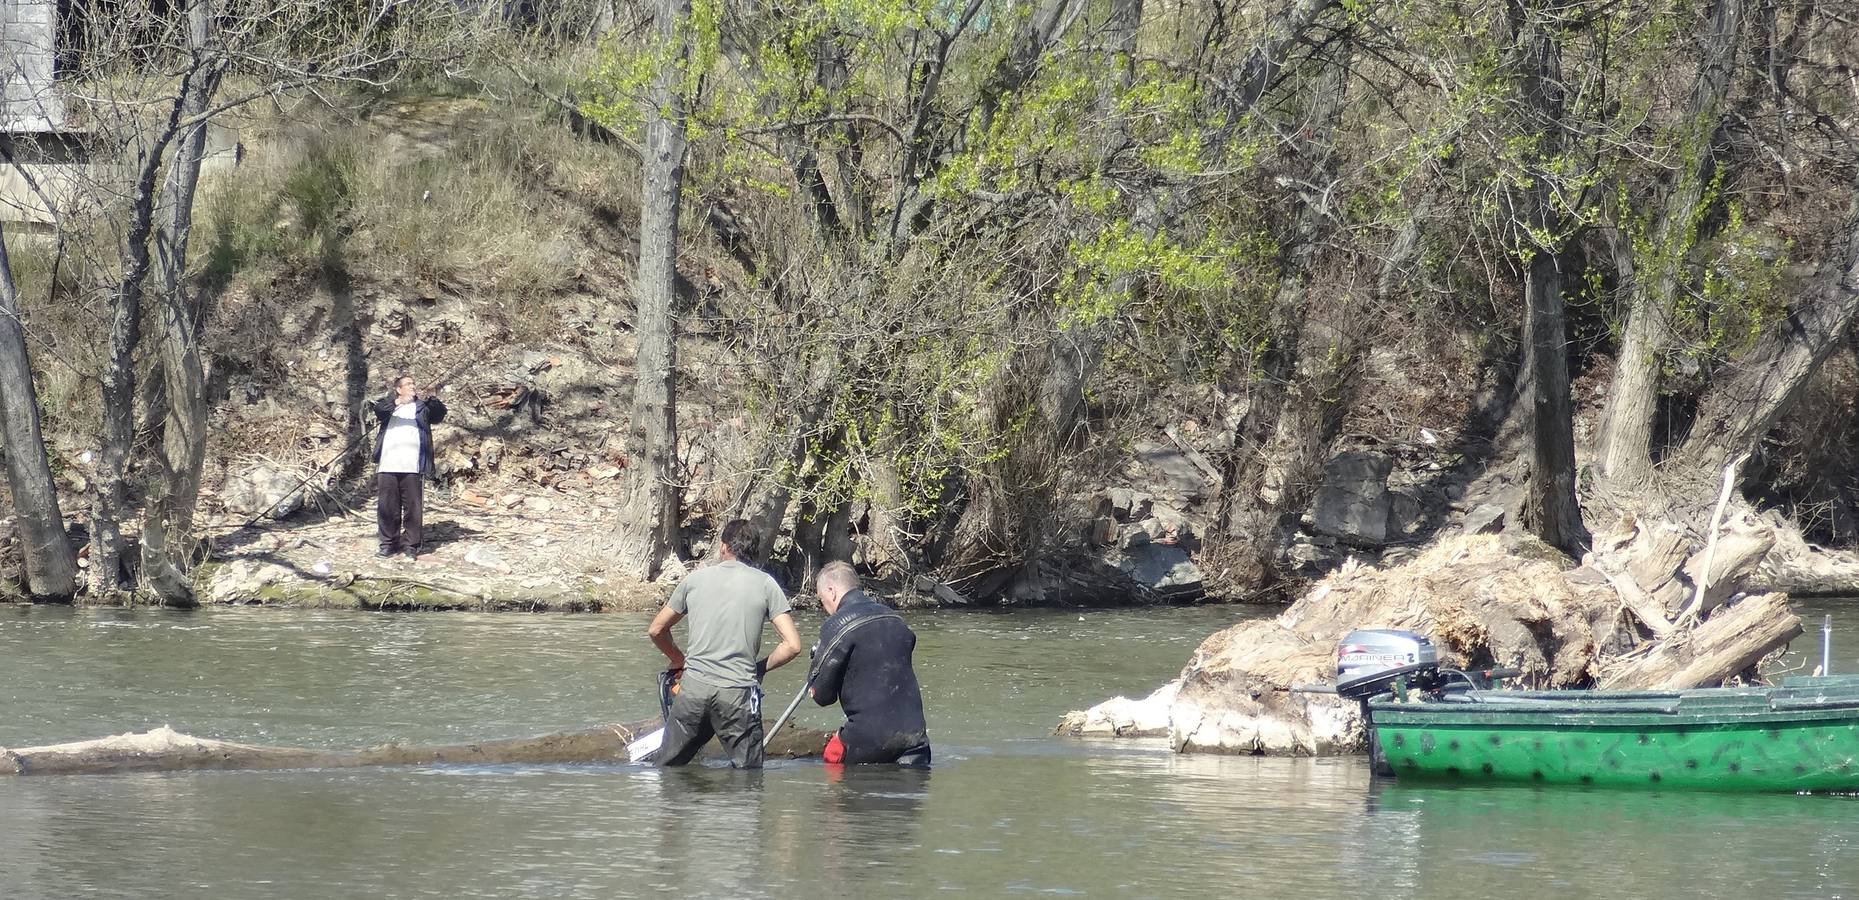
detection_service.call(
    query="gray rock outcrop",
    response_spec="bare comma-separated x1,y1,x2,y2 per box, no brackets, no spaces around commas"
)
1111,543,1204,598
1309,451,1419,547
219,465,308,520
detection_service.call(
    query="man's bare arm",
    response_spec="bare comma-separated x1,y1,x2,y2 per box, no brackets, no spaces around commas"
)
764,612,804,674
647,607,686,669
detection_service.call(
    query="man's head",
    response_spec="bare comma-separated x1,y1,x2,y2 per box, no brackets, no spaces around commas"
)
393,374,418,403
815,561,859,614
716,519,756,562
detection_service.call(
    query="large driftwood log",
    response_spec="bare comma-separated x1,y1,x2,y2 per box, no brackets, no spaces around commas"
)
1599,591,1802,689
0,719,829,776
1593,556,1675,637
1595,511,1773,631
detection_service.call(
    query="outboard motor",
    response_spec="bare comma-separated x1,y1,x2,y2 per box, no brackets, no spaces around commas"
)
1329,630,1518,777
1333,629,1438,778
1335,629,1439,700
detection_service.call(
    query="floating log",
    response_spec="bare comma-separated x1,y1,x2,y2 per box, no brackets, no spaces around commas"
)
0,719,828,776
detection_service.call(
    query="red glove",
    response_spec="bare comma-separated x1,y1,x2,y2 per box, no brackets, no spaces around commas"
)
823,732,845,765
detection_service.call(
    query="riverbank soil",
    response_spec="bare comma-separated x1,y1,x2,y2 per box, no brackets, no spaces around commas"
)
198,482,659,611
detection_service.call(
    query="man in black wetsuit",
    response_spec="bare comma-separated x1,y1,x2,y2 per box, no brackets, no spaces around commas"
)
809,561,931,766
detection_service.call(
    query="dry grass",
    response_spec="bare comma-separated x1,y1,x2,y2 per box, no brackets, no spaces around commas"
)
196,88,639,323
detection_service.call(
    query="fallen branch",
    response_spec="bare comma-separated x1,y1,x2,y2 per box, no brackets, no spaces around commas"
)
1676,453,1748,625
345,572,497,603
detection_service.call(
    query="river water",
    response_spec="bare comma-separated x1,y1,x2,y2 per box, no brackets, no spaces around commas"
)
3,600,1859,898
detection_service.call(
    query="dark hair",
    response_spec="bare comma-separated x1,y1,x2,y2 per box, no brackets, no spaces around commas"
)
393,374,415,389
718,519,756,560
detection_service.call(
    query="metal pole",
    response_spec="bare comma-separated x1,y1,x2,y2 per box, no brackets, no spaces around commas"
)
763,675,814,749
1822,615,1833,677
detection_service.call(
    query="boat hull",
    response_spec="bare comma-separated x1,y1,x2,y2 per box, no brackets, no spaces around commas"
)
1369,676,1859,792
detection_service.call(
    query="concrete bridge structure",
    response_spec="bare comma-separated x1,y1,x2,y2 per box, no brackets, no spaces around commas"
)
2,1,239,230
0,0,61,132
1,0,79,228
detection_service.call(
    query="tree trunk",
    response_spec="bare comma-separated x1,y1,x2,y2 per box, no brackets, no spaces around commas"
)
91,121,191,597
1595,0,1747,482
90,263,146,596
738,433,800,567
788,497,826,589
823,498,855,566
617,0,692,581
140,0,223,607
1598,279,1673,483
1039,0,1143,449
1519,252,1588,555
1508,0,1589,558
735,368,839,568
0,221,78,600
1248,204,1431,554
1215,281,1308,545
1215,54,1352,557
1674,174,1859,473
858,457,911,580
1222,0,1342,118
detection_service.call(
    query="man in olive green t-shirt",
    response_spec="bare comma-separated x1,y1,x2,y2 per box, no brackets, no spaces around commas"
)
646,519,803,768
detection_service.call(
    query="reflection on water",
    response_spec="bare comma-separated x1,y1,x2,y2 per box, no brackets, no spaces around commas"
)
1362,783,1859,899
1,602,1858,897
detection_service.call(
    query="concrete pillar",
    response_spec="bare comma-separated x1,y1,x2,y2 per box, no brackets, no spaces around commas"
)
1,0,64,131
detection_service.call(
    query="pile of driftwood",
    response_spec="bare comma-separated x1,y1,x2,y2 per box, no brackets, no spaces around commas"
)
0,720,826,776
1058,504,1810,755
1588,510,1800,688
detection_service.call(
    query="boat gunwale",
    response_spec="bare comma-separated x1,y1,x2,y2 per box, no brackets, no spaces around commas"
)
1366,678,1859,729
1369,699,1859,729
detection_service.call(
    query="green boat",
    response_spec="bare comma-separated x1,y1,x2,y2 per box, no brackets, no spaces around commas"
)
1369,676,1859,792
1334,629,1859,793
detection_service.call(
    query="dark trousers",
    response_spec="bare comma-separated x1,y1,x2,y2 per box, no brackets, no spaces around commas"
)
655,680,764,769
376,472,424,552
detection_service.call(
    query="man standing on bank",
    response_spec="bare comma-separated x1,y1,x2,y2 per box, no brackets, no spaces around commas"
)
373,374,446,561
647,519,805,768
810,561,931,766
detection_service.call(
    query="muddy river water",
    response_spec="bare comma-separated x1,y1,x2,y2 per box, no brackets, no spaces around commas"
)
2,602,1856,898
